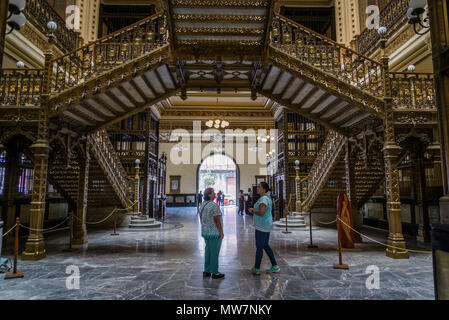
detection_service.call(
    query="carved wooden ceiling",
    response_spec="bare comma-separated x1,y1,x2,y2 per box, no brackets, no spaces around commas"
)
165,0,273,58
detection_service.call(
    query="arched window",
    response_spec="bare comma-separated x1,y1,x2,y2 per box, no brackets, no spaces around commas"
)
17,153,33,195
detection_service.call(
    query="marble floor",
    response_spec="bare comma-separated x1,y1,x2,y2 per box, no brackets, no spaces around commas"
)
0,207,435,300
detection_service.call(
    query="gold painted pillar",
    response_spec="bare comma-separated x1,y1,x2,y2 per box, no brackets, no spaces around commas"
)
380,31,409,259
0,0,9,72
21,28,56,261
294,160,302,213
73,142,90,245
345,141,362,243
134,159,141,213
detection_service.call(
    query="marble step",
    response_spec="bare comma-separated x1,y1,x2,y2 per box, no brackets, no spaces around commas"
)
280,217,305,223
129,215,161,228
131,216,155,223
129,221,162,228
274,221,307,228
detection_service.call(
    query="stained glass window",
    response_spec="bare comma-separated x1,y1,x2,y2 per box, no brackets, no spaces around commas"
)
0,151,6,195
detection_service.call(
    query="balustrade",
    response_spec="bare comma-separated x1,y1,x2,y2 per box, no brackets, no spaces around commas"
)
300,130,346,210
24,0,80,53
88,129,131,206
50,12,167,95
356,0,409,55
0,69,43,106
271,14,384,98
390,72,435,110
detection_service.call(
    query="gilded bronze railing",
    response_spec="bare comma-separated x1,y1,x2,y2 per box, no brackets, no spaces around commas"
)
300,130,346,211
356,0,409,55
88,129,132,208
50,12,167,94
0,69,43,106
390,72,436,110
24,0,80,53
271,14,384,98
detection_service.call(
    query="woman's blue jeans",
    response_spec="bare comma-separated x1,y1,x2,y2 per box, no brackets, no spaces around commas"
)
254,230,277,269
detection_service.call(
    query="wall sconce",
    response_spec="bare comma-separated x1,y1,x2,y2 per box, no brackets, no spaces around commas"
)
407,0,430,35
6,0,27,35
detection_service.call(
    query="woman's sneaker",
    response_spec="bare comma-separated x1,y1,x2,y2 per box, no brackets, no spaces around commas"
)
251,268,261,275
203,272,211,278
212,273,225,279
266,266,280,273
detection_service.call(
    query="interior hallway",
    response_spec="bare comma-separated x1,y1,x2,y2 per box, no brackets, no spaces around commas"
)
0,207,434,300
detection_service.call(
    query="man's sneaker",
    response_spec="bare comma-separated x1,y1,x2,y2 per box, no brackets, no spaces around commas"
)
251,268,261,275
266,266,280,273
212,273,225,279
203,272,211,278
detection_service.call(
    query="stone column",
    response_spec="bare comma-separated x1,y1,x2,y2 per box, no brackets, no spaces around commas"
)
380,27,409,259
345,141,362,243
73,142,90,245
22,26,56,261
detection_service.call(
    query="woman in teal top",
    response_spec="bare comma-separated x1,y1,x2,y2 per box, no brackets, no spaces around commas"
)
199,187,225,279
249,182,280,275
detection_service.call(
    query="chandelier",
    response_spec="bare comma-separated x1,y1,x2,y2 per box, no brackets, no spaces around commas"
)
205,119,229,129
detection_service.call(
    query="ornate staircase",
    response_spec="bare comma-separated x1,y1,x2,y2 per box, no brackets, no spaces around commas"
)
0,3,438,253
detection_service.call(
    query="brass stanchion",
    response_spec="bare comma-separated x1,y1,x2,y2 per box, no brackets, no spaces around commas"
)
5,218,24,279
333,217,349,270
282,195,292,234
308,211,318,249
62,211,78,252
111,208,119,236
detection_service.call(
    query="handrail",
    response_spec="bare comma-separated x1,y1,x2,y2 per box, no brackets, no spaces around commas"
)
274,13,382,67
51,11,165,63
50,12,167,95
88,129,131,207
24,0,80,53
272,14,385,98
300,130,346,211
356,0,409,55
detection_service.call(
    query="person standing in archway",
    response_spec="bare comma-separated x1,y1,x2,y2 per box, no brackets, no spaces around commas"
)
238,190,244,216
249,182,280,275
245,188,253,215
199,187,225,279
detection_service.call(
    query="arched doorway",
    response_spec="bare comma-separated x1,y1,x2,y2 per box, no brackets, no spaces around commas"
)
197,153,239,207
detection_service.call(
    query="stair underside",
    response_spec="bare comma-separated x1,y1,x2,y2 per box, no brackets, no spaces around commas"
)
48,157,123,208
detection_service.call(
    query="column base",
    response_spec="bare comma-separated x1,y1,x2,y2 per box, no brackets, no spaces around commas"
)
386,239,409,259
21,240,46,261
386,248,409,259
